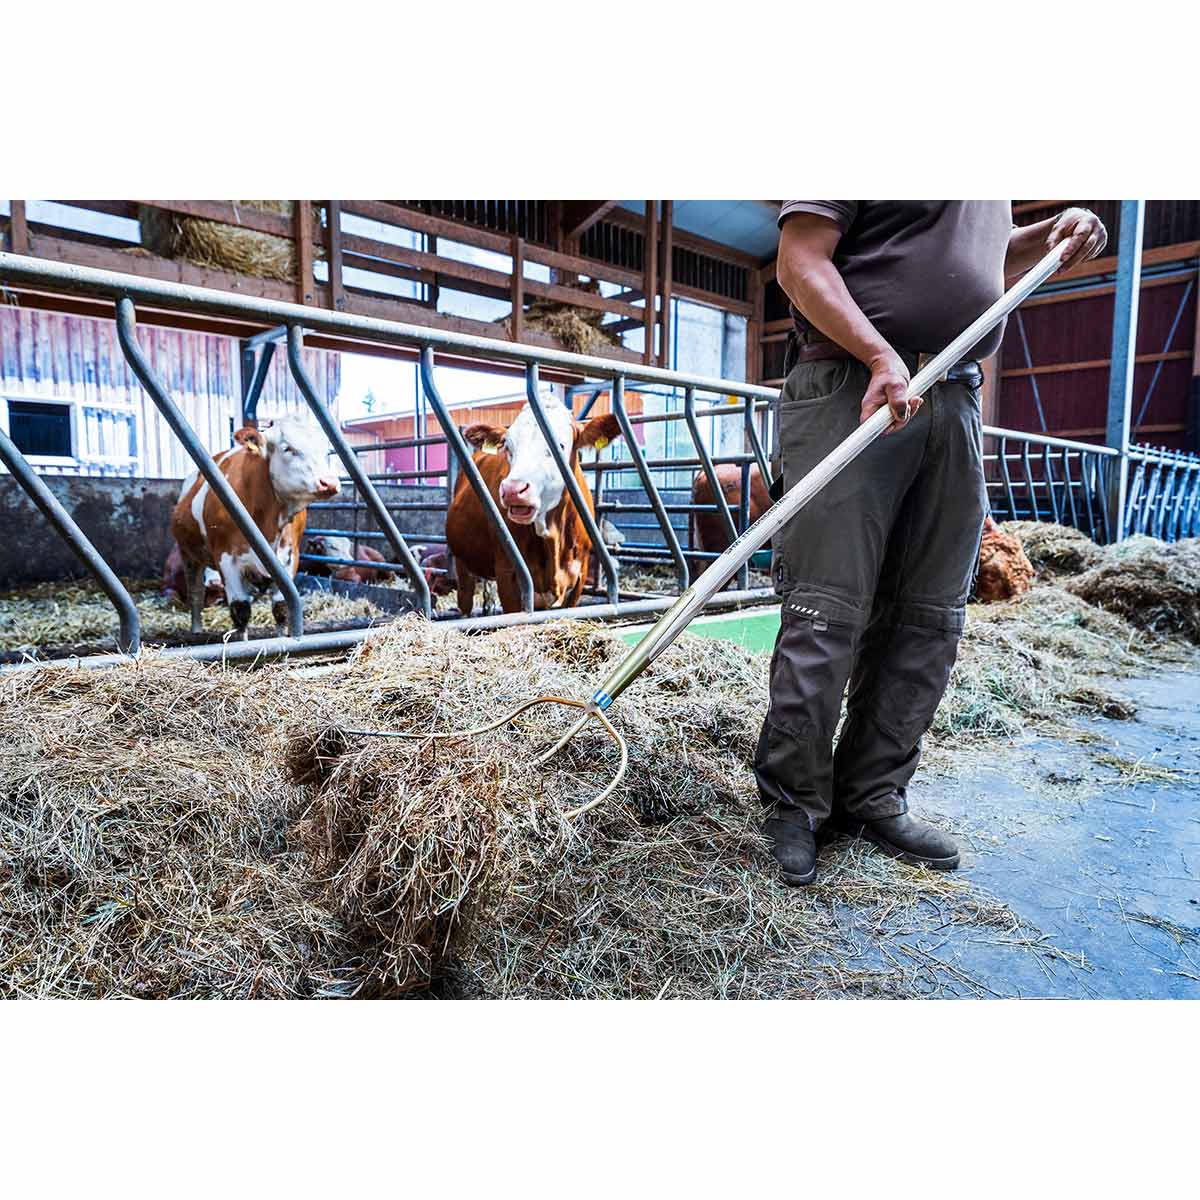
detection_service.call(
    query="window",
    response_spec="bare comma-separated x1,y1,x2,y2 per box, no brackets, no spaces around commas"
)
8,400,73,458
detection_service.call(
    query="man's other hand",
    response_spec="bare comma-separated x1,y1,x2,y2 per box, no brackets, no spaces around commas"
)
862,351,917,430
1047,207,1108,271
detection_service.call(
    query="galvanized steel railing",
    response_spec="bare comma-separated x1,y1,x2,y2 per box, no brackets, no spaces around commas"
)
1,249,1197,671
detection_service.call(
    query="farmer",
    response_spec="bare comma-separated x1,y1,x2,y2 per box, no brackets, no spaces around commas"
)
758,202,1106,885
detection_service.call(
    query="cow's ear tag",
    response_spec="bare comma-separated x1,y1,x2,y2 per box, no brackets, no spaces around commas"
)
593,436,609,451
481,440,501,455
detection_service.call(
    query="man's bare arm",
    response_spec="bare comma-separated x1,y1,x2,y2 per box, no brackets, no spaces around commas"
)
1006,206,1107,280
776,212,917,428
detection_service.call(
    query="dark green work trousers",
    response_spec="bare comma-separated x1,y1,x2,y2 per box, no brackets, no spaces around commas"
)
754,357,988,832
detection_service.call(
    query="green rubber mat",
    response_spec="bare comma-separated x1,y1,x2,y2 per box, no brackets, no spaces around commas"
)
619,606,780,654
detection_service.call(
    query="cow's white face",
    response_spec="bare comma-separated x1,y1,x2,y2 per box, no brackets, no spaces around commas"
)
464,401,621,537
253,416,340,510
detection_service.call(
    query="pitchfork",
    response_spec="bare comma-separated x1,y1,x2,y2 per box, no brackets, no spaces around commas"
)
349,245,1069,817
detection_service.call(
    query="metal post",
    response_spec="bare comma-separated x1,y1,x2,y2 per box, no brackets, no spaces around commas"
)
241,339,276,427
1105,200,1146,541
523,364,619,604
0,427,140,654
115,297,304,636
610,376,689,592
287,326,431,617
418,346,534,612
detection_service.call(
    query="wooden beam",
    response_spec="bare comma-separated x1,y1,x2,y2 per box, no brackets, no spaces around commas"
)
139,200,293,238
660,201,673,369
325,200,345,312
511,235,524,343
1001,350,1191,379
294,200,314,305
9,201,28,254
561,201,619,241
1022,269,1193,309
1052,240,1200,287
643,202,658,365
748,247,765,384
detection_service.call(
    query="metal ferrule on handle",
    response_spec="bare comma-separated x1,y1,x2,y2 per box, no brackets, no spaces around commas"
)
590,242,1070,711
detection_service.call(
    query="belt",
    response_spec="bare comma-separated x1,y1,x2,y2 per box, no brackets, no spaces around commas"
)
794,338,982,387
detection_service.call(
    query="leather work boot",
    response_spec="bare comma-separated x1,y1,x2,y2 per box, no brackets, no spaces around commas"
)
764,819,818,886
835,812,959,871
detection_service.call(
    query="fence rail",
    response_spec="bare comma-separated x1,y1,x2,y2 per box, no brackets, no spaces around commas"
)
1,250,1196,673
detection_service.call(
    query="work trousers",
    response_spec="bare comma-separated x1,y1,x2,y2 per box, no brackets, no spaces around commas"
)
754,357,987,832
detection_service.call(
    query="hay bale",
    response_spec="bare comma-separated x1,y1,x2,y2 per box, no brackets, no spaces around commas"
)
504,280,625,354
1066,536,1200,643
139,202,320,283
1000,521,1106,578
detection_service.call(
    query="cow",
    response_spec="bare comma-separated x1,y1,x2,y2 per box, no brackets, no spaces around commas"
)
162,542,224,609
689,463,771,567
413,543,455,599
172,417,340,639
302,533,353,577
973,515,1034,602
334,543,396,586
444,398,622,615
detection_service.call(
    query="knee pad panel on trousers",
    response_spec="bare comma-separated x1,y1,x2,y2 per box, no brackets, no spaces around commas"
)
766,609,859,739
865,606,964,744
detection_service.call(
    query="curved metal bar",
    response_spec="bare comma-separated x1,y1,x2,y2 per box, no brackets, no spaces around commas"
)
1042,445,1061,524
1181,461,1200,539
524,364,618,605
0,427,141,655
742,389,772,486
683,386,738,548
1155,452,1179,541
998,436,1017,521
1125,453,1148,536
609,376,689,593
1139,455,1162,535
1081,453,1099,542
115,297,304,636
1019,439,1035,521
418,345,534,613
287,326,431,618
1062,447,1079,529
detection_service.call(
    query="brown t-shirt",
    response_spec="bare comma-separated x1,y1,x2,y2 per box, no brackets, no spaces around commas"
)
778,201,1013,360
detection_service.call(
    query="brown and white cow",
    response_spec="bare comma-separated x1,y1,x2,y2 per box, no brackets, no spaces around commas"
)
162,541,225,609
689,463,771,562
444,398,621,615
171,416,340,638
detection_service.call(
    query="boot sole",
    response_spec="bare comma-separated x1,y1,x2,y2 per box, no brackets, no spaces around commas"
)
778,864,817,886
842,823,959,871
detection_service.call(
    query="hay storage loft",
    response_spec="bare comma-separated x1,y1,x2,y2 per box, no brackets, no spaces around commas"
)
0,200,1199,644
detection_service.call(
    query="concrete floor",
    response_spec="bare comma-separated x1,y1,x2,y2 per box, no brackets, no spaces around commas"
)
894,670,1200,998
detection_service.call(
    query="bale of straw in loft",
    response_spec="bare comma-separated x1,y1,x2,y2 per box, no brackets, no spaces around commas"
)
138,202,322,283
503,280,626,355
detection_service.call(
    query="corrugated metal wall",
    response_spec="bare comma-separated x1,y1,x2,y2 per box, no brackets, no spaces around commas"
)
0,308,340,477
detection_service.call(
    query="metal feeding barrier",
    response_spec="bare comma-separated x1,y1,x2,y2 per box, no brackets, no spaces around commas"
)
1,245,1198,692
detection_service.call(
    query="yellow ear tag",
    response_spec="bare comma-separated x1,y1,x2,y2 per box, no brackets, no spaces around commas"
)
593,436,609,451
481,440,501,455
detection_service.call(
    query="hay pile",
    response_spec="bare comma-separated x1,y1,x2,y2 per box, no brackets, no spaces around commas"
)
1066,536,1200,643
999,521,1106,578
3,618,1067,1000
0,660,358,998
139,202,321,282
0,578,384,659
